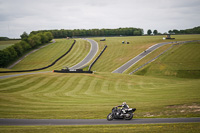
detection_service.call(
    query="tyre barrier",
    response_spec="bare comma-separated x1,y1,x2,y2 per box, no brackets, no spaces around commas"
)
88,45,107,71
0,40,76,73
53,69,93,74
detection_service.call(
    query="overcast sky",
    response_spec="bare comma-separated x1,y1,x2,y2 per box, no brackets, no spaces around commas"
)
0,0,200,38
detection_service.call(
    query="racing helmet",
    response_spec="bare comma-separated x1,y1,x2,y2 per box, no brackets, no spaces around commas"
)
122,102,126,105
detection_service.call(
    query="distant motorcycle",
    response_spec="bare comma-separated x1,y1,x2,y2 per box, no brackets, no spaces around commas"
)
107,107,136,121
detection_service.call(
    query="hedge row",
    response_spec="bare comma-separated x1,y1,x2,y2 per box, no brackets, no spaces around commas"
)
0,32,53,68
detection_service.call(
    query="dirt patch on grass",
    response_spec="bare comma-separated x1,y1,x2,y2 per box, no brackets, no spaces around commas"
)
144,113,156,117
166,103,200,113
142,103,200,118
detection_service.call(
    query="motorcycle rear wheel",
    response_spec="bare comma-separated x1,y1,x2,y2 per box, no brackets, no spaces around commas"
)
107,113,114,121
124,112,133,120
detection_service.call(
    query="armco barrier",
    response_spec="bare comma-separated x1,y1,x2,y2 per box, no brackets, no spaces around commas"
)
88,45,107,71
0,40,76,73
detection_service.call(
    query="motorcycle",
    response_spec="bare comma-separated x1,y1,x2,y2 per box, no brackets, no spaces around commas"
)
107,107,136,121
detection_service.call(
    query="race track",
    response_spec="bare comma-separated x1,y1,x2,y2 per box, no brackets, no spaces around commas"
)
69,38,98,70
0,71,51,79
0,39,98,79
0,118,200,126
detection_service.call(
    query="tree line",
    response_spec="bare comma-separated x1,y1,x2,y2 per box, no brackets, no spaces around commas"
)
0,32,53,67
147,26,200,35
30,27,144,38
168,26,200,34
147,29,159,35
0,37,10,41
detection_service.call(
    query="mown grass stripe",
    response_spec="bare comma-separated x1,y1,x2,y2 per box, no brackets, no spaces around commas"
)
73,76,92,96
0,76,32,86
84,77,98,96
0,76,40,92
5,77,46,93
54,76,80,97
64,76,86,97
18,76,53,94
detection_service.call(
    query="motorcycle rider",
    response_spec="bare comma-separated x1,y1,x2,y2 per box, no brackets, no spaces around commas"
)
116,102,129,114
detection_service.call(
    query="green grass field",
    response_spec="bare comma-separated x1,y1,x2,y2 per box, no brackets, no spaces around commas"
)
135,41,200,78
91,35,200,72
0,72,199,119
1,123,200,133
12,39,90,70
0,35,200,131
0,40,20,50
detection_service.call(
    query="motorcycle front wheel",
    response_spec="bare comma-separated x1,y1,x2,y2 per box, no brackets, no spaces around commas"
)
107,113,114,121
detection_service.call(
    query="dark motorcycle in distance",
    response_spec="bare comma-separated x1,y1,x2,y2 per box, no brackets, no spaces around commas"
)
107,107,136,121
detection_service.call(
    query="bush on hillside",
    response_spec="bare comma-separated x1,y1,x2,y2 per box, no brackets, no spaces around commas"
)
28,34,42,47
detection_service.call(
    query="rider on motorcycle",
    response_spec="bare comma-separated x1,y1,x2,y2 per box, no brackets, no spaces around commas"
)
116,102,129,114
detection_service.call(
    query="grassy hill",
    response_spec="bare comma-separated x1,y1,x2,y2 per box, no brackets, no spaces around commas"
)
0,72,199,119
135,41,200,78
12,39,90,71
0,35,200,120
91,35,200,72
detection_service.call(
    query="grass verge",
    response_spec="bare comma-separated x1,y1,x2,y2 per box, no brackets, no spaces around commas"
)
0,123,200,133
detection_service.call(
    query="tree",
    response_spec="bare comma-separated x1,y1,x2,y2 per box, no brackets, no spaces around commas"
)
172,29,179,34
153,30,158,35
5,46,18,60
168,30,173,34
28,34,41,47
29,28,144,38
20,32,29,41
38,33,48,43
13,43,24,56
147,29,152,35
134,30,143,36
0,50,10,67
20,41,31,51
0,37,9,41
44,32,53,41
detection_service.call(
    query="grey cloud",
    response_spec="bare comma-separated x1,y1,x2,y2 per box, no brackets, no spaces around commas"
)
0,0,199,38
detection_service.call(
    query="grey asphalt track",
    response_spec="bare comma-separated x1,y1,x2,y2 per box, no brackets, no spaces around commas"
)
69,38,98,70
0,71,51,79
0,118,200,126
